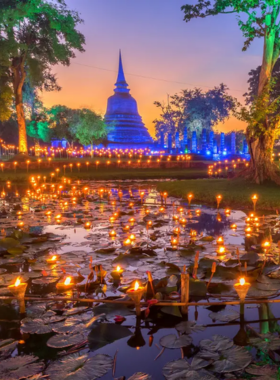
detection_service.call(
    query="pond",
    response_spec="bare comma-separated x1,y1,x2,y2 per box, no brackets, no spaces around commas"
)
0,179,280,379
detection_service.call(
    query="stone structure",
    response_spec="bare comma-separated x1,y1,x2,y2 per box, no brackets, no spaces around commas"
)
105,51,153,149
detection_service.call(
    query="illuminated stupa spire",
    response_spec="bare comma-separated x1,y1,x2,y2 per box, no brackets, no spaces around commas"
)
115,50,129,93
105,51,153,149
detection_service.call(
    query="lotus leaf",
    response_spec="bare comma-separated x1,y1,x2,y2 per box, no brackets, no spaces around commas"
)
128,374,152,380
163,358,216,379
47,332,88,348
211,345,251,373
245,364,278,376
0,355,43,380
208,309,240,322
200,335,233,352
160,334,192,349
250,333,280,352
46,353,113,380
175,321,205,334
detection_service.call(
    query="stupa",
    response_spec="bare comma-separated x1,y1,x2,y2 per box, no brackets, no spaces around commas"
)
105,51,153,149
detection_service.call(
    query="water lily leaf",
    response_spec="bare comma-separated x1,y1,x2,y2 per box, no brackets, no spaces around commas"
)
209,309,240,322
128,373,152,380
47,332,87,348
200,236,214,242
0,339,17,355
32,277,58,285
0,238,20,249
211,345,251,373
7,246,25,255
0,355,43,380
21,316,64,334
160,334,192,349
163,358,216,380
63,306,89,316
200,335,233,352
88,323,132,350
245,364,278,376
21,320,52,335
175,321,205,334
46,353,113,380
250,333,280,352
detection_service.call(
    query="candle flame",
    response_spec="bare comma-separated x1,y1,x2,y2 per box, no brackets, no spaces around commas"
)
51,255,57,261
240,278,245,286
64,277,71,285
116,266,121,272
134,281,139,291
15,277,21,287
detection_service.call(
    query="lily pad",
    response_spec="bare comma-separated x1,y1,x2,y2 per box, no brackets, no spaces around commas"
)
0,355,43,380
211,345,251,373
163,358,216,379
46,353,113,380
200,335,233,352
160,334,192,349
128,374,152,380
245,364,278,376
47,333,88,348
250,333,280,352
175,321,205,334
209,309,240,322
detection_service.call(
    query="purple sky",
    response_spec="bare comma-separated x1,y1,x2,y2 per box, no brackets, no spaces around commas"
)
42,0,263,137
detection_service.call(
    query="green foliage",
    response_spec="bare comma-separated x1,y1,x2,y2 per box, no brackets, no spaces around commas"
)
74,110,107,146
154,84,236,139
26,120,50,142
181,1,280,52
47,105,79,144
237,80,280,138
0,0,85,132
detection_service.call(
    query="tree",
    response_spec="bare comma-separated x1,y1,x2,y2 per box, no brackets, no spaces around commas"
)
74,109,108,151
0,0,85,153
154,84,235,140
47,105,79,146
182,1,280,184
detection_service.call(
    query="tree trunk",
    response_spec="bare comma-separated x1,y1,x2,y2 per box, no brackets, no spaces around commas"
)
246,130,280,184
245,28,280,184
12,57,28,154
34,139,40,157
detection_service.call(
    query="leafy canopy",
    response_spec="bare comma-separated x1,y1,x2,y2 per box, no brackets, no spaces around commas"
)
74,110,108,146
0,0,85,120
182,1,280,53
154,84,236,139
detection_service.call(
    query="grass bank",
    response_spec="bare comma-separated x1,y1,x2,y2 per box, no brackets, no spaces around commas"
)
0,167,208,183
156,178,280,210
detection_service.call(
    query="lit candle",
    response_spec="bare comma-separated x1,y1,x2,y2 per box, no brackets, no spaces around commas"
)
216,236,224,245
84,222,91,229
127,281,145,316
217,246,226,255
46,255,58,264
216,195,222,208
8,277,27,313
231,223,237,230
109,230,116,237
234,277,251,303
56,276,74,291
111,265,124,280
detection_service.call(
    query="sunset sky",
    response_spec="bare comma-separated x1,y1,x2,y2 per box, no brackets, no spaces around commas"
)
42,0,264,138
